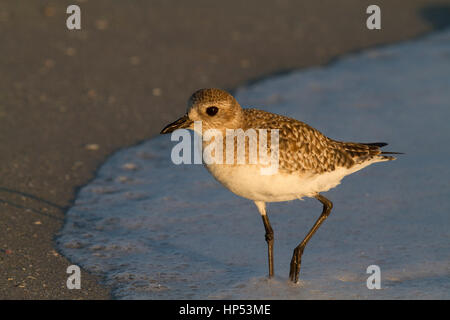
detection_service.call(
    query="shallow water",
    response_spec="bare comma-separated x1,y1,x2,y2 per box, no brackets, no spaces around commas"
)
57,29,450,299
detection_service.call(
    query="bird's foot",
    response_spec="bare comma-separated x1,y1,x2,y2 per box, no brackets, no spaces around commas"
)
289,246,304,283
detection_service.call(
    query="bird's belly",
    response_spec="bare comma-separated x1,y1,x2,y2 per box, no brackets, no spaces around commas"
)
205,164,349,202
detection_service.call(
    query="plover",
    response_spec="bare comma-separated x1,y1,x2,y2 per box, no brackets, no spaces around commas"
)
161,88,400,283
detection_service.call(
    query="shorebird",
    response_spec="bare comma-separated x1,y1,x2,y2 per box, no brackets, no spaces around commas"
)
160,88,400,283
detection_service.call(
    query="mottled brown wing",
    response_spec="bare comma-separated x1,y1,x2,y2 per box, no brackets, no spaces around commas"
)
243,109,355,174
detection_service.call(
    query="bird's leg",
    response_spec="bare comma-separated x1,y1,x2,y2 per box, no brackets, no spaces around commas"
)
289,194,333,283
254,201,274,278
261,213,274,278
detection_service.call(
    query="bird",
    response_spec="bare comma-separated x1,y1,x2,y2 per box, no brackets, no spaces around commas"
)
160,88,400,283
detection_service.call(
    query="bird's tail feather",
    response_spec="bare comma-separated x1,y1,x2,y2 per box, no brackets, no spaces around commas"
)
339,141,402,163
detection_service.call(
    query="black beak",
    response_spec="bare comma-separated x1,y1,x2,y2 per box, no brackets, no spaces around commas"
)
160,114,192,134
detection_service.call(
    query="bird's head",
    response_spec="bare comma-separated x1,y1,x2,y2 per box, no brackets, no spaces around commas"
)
160,88,243,134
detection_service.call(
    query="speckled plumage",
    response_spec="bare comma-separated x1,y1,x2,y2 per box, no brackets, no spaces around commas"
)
178,88,397,201
187,89,394,177
242,108,395,175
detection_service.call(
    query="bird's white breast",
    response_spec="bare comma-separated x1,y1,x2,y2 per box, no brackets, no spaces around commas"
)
204,163,368,202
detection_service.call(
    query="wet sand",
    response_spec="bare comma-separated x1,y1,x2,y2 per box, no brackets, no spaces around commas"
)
0,0,448,299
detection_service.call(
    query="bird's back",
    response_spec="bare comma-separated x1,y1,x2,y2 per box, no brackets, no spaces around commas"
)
242,108,396,175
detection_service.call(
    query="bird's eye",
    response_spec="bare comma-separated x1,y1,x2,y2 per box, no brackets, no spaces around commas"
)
206,106,218,116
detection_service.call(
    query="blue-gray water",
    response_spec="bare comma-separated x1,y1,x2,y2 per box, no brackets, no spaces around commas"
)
57,29,450,299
